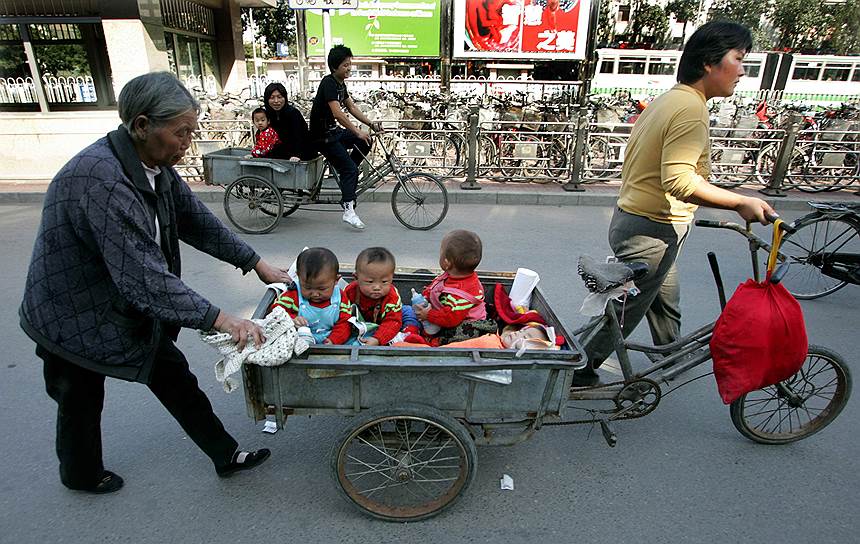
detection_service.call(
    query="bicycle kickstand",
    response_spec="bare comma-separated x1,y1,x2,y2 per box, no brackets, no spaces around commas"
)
599,419,617,448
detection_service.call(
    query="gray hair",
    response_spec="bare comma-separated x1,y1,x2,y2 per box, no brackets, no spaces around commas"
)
118,72,200,134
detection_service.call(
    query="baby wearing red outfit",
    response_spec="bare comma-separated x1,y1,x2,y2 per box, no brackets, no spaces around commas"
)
410,230,487,344
344,247,403,346
249,107,283,158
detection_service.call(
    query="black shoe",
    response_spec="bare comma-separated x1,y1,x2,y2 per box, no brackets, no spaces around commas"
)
216,448,271,478
570,370,603,388
68,470,124,494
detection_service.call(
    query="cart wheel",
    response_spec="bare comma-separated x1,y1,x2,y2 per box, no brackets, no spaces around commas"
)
276,190,302,217
331,404,477,522
223,175,282,234
390,172,449,231
729,345,852,445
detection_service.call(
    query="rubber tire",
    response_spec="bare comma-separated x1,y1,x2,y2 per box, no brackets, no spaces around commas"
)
331,404,478,522
223,175,282,234
729,345,852,444
778,215,860,299
390,172,449,231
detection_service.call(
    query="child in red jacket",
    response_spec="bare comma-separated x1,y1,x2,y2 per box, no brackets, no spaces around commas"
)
249,107,283,158
270,247,351,344
344,247,403,345
412,230,486,341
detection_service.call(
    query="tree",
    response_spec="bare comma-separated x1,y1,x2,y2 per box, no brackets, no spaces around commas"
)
770,0,825,51
241,1,297,58
665,0,698,46
708,0,773,50
628,1,670,47
596,0,615,47
827,0,860,54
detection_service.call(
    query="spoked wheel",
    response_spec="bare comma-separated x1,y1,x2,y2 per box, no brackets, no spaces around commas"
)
391,172,449,230
730,345,852,444
223,175,282,234
331,404,477,522
777,215,860,299
710,146,754,188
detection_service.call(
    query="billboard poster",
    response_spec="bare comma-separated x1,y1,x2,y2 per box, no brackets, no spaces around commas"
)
305,1,441,57
452,0,590,59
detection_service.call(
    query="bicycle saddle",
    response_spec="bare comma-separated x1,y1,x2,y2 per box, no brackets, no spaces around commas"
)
578,255,649,294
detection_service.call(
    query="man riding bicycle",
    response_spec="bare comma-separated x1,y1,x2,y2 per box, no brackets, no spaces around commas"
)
310,45,382,230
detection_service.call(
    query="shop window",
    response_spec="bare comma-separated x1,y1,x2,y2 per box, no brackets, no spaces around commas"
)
0,22,113,111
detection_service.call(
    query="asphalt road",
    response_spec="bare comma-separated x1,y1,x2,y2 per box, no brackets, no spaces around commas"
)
1,200,857,543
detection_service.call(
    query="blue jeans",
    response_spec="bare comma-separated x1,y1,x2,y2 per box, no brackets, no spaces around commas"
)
318,128,372,204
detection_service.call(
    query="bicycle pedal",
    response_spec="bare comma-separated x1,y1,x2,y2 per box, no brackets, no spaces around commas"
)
599,420,617,448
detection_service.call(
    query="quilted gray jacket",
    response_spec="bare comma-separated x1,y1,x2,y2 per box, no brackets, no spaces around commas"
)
20,126,260,383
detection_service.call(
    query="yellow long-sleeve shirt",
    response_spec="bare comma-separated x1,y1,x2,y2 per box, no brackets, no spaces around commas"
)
617,84,710,224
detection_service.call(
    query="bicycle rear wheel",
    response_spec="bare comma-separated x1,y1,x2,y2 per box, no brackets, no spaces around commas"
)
223,176,282,234
729,345,852,444
390,172,449,230
778,215,860,299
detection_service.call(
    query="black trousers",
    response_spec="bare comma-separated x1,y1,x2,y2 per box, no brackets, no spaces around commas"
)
40,338,238,489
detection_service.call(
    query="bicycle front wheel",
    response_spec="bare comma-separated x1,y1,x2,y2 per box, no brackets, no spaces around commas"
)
778,215,860,299
390,172,449,230
729,345,852,444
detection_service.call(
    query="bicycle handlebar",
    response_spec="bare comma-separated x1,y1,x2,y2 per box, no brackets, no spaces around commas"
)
694,215,795,234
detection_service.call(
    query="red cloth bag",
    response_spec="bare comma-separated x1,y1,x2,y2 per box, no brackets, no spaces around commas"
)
710,220,808,404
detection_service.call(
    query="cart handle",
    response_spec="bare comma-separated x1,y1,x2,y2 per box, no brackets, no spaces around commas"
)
238,160,289,174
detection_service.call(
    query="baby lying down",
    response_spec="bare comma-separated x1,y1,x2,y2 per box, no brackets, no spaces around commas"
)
393,322,558,352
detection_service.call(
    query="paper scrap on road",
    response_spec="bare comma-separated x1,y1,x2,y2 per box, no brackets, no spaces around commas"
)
500,474,514,490
262,420,278,434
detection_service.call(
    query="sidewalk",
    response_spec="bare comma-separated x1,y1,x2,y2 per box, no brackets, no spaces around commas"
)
1,178,857,210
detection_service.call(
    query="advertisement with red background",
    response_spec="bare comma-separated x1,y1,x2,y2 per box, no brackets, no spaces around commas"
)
453,0,590,59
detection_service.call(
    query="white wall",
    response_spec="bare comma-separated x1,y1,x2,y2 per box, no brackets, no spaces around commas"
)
0,112,120,182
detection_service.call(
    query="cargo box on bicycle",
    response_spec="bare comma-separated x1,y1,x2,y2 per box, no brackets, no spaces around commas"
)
203,147,325,191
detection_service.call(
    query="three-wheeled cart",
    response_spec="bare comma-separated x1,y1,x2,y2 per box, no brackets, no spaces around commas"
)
241,269,585,521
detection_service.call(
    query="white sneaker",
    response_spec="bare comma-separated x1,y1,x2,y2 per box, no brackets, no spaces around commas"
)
342,201,365,229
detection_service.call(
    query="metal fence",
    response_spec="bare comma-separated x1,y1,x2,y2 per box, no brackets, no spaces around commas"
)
0,75,97,104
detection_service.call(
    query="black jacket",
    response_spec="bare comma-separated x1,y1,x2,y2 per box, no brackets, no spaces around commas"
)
19,126,260,383
264,103,315,160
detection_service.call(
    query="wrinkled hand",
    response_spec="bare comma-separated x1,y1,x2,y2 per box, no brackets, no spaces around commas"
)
294,316,308,327
735,197,776,225
370,122,384,134
255,259,291,284
362,337,380,346
214,311,265,351
357,130,372,146
413,303,430,321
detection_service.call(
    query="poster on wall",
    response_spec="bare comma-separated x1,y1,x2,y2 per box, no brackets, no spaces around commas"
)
452,0,590,59
305,0,441,57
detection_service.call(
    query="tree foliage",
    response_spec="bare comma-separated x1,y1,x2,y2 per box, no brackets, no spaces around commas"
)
770,0,824,51
241,1,297,58
629,1,670,46
826,0,860,54
596,0,615,47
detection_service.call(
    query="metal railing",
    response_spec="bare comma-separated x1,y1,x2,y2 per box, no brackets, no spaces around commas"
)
0,75,97,104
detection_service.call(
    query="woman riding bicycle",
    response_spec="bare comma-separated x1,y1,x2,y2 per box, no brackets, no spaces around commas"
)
574,21,777,387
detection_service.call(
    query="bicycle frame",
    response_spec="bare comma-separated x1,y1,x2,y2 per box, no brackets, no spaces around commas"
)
568,220,777,405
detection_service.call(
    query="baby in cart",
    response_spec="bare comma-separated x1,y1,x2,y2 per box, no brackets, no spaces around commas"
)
270,248,352,345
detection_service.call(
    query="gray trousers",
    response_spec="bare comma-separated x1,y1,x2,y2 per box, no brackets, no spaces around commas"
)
582,207,691,373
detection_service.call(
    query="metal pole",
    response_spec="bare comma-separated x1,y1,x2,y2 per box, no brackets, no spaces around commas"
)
439,0,452,93
322,9,333,58
760,112,801,198
20,24,49,112
249,8,259,80
563,104,588,192
295,9,309,93
460,105,481,190
578,0,601,107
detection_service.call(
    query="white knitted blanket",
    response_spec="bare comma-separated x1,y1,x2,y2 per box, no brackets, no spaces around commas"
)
200,306,309,393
